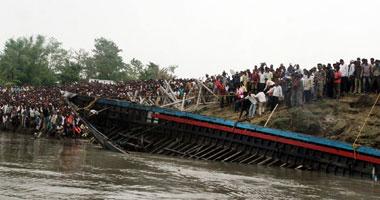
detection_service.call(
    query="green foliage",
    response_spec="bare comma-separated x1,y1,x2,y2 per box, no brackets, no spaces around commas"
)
129,58,144,80
92,37,125,80
0,35,58,86
139,62,178,80
0,35,179,85
58,61,83,85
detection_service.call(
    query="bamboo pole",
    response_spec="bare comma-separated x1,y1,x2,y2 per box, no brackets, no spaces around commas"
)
160,100,182,108
159,86,177,102
195,83,202,109
264,104,278,127
181,93,186,111
164,80,178,101
196,80,219,99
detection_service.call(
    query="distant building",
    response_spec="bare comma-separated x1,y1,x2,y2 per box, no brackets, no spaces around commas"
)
88,79,115,85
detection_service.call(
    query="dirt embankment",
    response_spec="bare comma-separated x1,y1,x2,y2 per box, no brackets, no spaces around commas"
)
198,94,380,149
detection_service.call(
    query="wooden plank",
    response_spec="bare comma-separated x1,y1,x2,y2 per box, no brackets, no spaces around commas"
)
181,145,204,158
222,151,242,162
248,155,265,165
156,140,179,154
207,148,230,160
164,80,179,101
189,145,213,158
150,139,176,154
212,149,234,161
230,153,249,163
181,93,186,111
239,152,259,164
258,157,273,165
267,159,281,166
196,80,219,99
197,146,221,160
195,84,202,109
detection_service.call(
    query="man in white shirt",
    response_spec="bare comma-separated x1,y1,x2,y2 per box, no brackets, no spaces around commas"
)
263,80,275,91
339,59,349,93
348,60,355,92
255,91,266,115
265,68,273,82
267,81,283,111
245,91,259,119
258,69,266,92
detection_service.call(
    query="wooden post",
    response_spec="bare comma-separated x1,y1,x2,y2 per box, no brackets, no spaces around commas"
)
195,84,202,109
126,92,133,102
264,104,278,127
200,93,207,104
164,80,178,101
160,86,177,102
160,100,182,108
181,93,186,111
196,80,219,99
134,90,139,101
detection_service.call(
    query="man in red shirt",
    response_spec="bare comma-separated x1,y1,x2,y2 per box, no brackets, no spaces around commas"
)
250,69,259,93
334,66,342,99
215,77,226,108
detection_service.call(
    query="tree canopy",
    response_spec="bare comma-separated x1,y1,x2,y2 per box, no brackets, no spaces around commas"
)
0,35,178,86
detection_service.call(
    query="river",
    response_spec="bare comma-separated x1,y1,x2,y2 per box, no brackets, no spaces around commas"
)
0,132,379,200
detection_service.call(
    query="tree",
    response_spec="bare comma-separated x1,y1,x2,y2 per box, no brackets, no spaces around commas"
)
0,35,180,85
45,37,70,73
139,62,178,80
73,49,95,80
92,37,125,80
58,61,83,85
127,58,144,80
0,35,57,86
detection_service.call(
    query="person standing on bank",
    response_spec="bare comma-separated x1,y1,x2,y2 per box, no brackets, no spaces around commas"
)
361,59,371,93
256,91,266,115
237,92,251,122
304,72,313,103
339,59,349,93
334,65,342,99
348,60,355,93
354,60,362,94
267,80,283,111
244,91,259,119
314,65,325,101
372,60,380,93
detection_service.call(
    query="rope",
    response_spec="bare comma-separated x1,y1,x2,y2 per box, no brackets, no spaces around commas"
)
77,97,98,111
353,93,380,159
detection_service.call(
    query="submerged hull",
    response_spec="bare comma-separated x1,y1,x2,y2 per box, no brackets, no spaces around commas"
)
69,95,380,179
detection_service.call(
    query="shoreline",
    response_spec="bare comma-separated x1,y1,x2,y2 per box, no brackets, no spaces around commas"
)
198,93,380,149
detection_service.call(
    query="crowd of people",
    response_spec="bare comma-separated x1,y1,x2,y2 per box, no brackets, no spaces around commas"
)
0,86,86,138
1,57,379,134
212,58,380,121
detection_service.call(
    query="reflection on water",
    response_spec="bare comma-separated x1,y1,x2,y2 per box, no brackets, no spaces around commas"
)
0,132,379,200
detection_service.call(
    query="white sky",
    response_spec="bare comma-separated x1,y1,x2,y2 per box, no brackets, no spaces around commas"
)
1,0,379,78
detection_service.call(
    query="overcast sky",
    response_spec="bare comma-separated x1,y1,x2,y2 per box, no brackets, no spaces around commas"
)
1,0,379,78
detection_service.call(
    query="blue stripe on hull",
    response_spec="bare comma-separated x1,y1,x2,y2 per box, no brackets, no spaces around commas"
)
97,98,380,158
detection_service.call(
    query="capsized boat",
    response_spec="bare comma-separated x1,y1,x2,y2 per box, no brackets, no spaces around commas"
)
68,93,380,179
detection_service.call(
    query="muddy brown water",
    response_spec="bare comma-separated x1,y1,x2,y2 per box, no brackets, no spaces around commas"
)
0,132,379,200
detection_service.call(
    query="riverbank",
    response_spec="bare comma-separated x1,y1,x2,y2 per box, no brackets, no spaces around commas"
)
198,93,380,149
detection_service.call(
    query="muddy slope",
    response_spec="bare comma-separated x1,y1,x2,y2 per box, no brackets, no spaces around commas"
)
198,94,380,149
